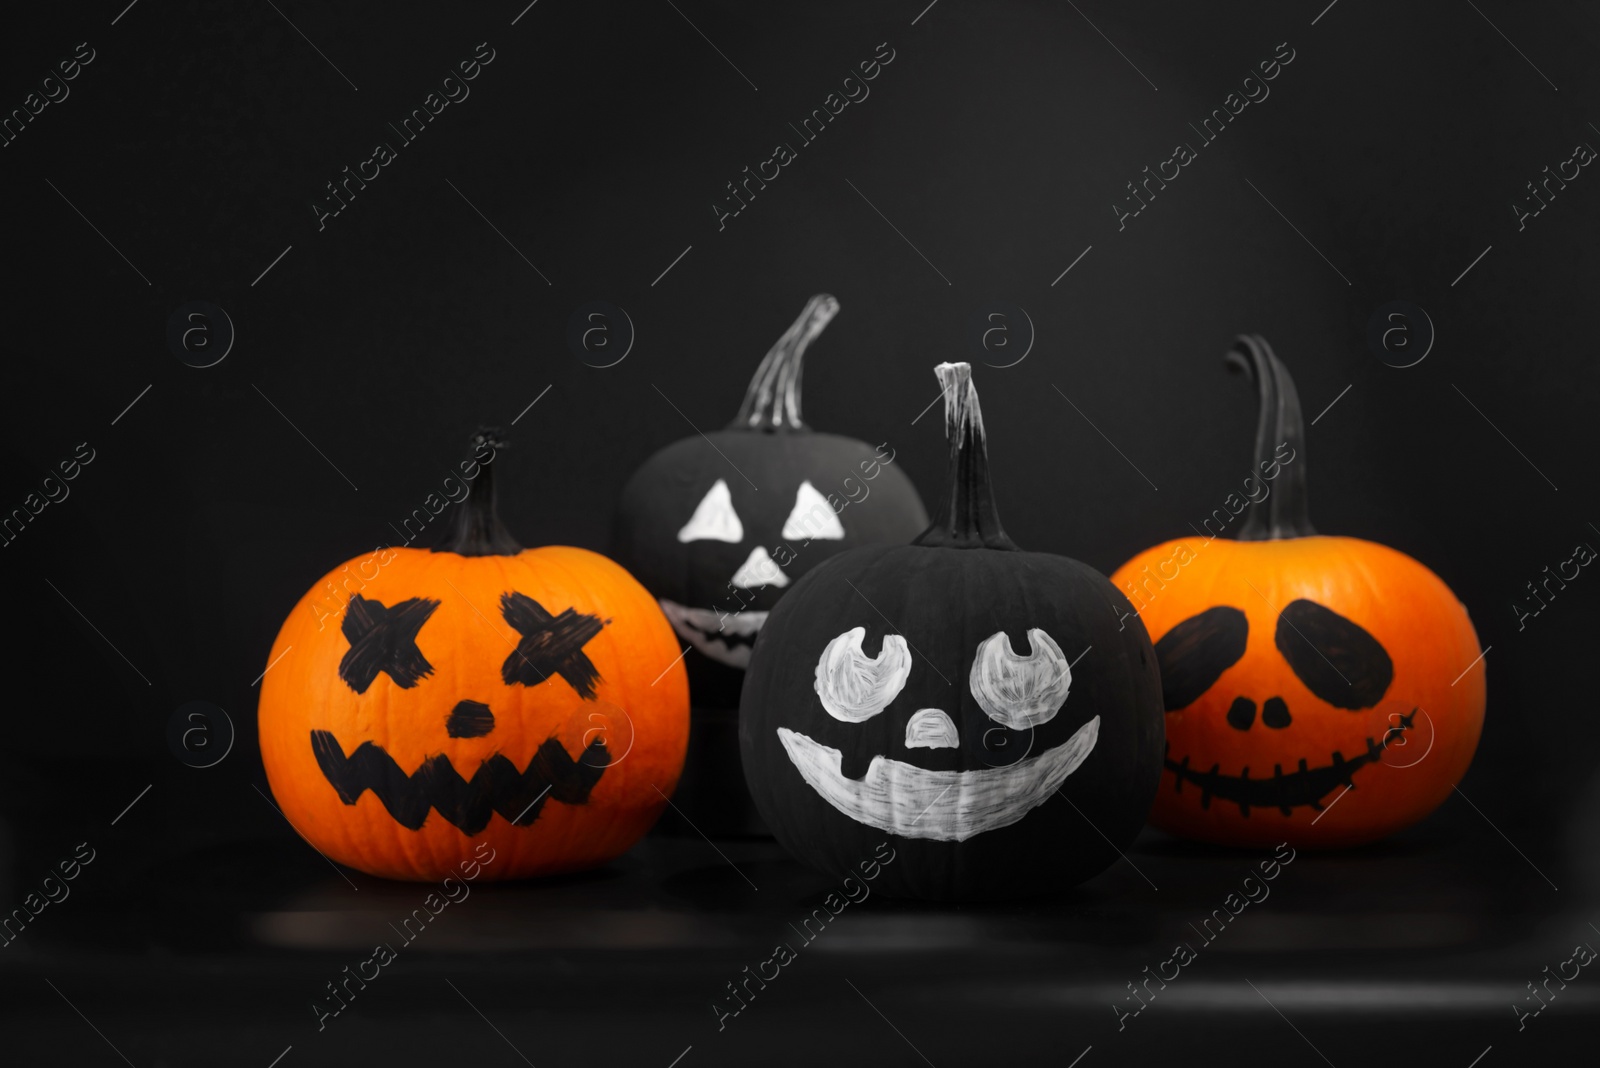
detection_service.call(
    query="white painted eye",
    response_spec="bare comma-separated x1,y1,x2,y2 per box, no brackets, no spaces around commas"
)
969,629,1071,730
781,480,845,540
814,626,912,722
730,545,789,589
677,479,743,543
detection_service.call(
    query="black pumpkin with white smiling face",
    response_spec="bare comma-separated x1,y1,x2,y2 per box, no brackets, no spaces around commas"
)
740,363,1164,900
613,296,928,705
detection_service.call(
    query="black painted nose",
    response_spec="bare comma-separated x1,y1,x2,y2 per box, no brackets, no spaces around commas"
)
1226,696,1292,731
446,700,495,738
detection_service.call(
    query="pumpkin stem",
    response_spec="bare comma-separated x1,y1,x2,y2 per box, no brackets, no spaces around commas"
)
730,294,839,432
913,362,1018,551
1226,335,1316,540
432,428,524,556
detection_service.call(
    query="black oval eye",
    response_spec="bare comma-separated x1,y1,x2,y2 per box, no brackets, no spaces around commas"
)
1274,600,1393,709
1153,606,1249,711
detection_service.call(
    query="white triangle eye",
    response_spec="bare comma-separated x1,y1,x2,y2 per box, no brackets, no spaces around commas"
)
730,545,789,589
781,480,845,540
970,629,1071,730
677,479,744,543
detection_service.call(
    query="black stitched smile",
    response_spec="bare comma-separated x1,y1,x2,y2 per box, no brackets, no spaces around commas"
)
1163,708,1416,817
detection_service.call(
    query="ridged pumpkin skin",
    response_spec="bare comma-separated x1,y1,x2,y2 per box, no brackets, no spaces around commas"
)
1113,534,1484,848
259,544,689,881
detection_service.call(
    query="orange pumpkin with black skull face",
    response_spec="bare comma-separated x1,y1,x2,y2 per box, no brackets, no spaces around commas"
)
1112,338,1485,848
259,432,689,880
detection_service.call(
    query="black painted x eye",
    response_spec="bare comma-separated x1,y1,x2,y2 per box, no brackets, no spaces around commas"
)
1274,599,1393,710
1154,606,1249,712
339,594,440,694
500,592,608,699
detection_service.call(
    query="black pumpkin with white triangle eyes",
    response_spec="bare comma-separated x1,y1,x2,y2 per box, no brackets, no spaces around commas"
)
740,363,1165,900
612,296,928,707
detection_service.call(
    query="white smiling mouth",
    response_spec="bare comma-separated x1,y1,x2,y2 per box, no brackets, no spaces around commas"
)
658,600,769,669
775,716,1100,842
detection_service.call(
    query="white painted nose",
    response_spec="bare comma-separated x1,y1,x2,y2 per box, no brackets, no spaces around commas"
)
730,545,790,589
904,708,959,749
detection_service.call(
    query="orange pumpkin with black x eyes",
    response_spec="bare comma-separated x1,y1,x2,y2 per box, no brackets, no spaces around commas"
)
1112,337,1485,848
258,432,689,881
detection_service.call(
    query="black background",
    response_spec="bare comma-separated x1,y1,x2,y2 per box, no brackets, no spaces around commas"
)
2,2,1598,1065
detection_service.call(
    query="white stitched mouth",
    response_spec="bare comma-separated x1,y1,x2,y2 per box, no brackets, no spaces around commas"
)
776,716,1099,842
659,599,770,668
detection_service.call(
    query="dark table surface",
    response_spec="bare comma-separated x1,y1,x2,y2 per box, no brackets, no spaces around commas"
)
4,795,1597,1068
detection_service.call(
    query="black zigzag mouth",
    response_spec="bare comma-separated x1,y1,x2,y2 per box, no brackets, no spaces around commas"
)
1163,708,1416,817
310,731,607,836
